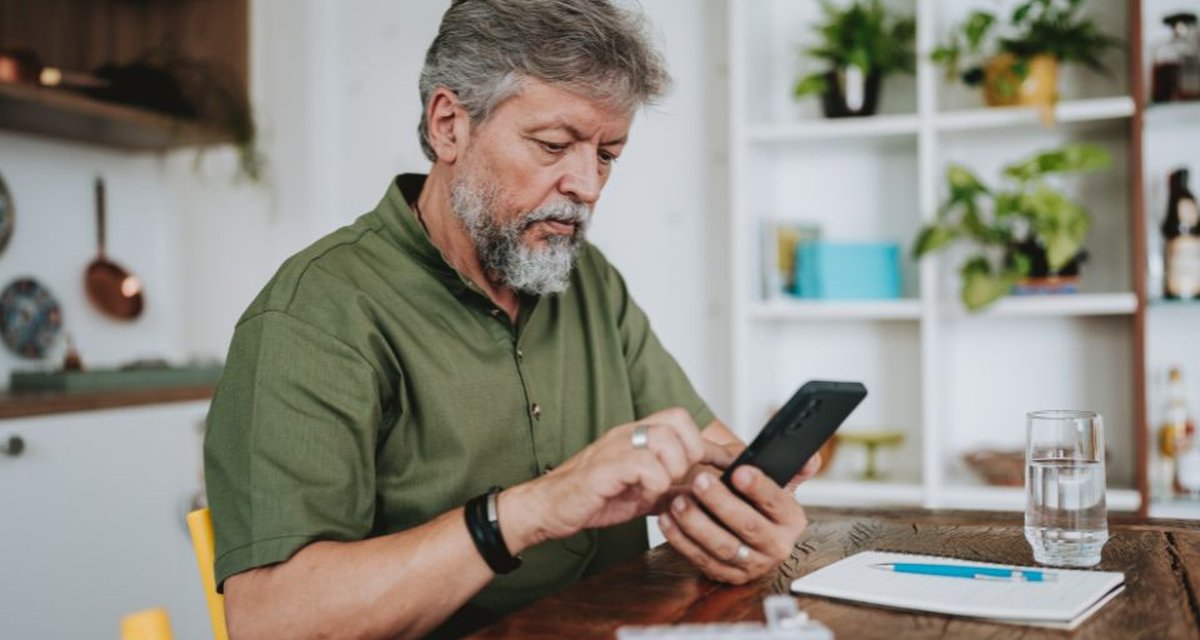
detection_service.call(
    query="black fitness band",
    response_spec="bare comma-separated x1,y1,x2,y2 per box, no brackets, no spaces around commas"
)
465,485,522,574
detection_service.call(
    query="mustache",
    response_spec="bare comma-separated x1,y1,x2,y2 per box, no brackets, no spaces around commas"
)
518,201,591,231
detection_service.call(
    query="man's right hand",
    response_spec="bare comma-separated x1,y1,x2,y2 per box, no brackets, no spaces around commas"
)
500,407,734,551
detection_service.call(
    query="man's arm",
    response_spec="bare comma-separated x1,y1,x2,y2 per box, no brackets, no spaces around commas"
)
223,408,732,640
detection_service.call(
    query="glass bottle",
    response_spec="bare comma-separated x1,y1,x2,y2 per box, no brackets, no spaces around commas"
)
1163,169,1200,299
1167,368,1200,496
1153,13,1200,103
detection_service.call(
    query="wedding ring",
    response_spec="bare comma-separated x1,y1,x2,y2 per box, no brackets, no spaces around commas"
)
631,424,650,450
733,543,751,565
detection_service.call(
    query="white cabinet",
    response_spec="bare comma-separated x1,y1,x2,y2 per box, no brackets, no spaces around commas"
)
726,0,1141,512
0,401,210,640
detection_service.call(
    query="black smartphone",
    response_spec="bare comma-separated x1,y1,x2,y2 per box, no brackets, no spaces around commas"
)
721,380,867,497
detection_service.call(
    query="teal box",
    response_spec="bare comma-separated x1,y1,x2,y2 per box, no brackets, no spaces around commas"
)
795,242,901,299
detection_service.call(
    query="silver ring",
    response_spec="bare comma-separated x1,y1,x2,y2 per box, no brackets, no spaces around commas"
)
631,424,649,450
733,543,751,564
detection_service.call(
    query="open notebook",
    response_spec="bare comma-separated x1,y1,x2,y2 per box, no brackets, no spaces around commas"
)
790,551,1125,631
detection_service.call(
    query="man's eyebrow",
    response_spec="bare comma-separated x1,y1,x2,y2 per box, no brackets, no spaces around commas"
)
528,122,627,146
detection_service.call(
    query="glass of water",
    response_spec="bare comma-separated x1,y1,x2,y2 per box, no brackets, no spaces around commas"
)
1024,410,1109,567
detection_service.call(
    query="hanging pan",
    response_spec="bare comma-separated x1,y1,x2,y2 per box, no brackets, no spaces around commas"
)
85,177,143,320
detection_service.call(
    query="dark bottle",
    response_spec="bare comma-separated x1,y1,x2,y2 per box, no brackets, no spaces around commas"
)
1152,13,1200,103
1163,169,1200,299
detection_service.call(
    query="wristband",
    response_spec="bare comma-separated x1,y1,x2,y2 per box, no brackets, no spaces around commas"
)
465,486,522,574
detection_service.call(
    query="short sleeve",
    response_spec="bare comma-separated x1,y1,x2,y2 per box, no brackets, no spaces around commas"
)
596,253,715,428
204,310,385,590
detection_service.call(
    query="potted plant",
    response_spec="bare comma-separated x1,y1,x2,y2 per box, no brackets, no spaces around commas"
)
793,0,916,118
931,0,1122,109
911,144,1111,311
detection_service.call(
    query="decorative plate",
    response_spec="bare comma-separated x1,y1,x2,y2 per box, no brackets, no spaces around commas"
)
0,171,12,256
0,278,62,359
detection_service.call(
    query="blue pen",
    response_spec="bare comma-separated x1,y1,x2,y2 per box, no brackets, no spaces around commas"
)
872,562,1057,582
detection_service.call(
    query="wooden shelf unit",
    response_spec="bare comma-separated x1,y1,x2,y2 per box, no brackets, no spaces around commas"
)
0,386,215,420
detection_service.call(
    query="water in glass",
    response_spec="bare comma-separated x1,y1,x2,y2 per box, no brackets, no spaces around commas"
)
1025,458,1108,567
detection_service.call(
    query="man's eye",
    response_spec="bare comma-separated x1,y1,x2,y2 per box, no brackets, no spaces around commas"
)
538,140,568,154
599,151,618,166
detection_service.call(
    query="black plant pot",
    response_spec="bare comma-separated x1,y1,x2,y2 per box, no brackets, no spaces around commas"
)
820,68,883,118
1007,238,1088,295
1008,238,1087,278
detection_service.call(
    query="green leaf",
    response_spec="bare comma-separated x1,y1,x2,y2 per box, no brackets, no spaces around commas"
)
1012,1,1035,25
964,12,997,51
794,73,828,98
912,224,957,258
1003,144,1111,181
960,258,1016,311
947,165,988,199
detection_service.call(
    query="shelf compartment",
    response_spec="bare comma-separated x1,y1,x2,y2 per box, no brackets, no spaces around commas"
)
1148,298,1200,309
746,113,919,143
939,484,1141,513
749,298,921,321
942,292,1137,318
0,83,236,150
795,478,924,507
1144,101,1200,128
936,97,1135,133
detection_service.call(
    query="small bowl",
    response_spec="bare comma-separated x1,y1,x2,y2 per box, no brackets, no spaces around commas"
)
963,449,1025,487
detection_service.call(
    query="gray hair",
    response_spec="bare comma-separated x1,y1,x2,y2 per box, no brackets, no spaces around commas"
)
417,0,671,161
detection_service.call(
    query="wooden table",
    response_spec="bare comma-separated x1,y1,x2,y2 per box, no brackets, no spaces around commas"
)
472,507,1200,639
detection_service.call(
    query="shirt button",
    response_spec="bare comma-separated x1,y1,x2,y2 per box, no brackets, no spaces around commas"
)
516,348,524,360
489,308,502,318
531,403,542,419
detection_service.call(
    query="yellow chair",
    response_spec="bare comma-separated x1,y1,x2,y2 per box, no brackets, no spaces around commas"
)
186,508,230,640
120,607,173,640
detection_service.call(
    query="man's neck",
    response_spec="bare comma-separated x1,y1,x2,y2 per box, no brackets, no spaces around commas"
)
415,167,520,322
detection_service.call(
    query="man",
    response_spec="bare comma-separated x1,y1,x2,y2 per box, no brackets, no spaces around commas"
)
205,1,816,638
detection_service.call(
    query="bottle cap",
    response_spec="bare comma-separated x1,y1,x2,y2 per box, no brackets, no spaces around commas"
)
1165,13,1198,27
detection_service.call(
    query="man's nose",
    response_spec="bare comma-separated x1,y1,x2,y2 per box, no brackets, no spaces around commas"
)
559,149,602,205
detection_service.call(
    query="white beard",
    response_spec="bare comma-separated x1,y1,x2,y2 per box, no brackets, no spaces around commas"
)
449,172,591,296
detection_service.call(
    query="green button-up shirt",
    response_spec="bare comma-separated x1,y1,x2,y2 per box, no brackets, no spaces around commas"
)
204,174,714,629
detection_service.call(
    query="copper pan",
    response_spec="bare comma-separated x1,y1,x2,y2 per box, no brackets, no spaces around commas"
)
85,178,143,320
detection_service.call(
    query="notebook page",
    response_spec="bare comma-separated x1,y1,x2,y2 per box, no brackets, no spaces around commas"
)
790,551,1124,625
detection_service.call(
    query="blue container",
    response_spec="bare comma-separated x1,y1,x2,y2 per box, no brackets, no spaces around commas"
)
795,242,901,299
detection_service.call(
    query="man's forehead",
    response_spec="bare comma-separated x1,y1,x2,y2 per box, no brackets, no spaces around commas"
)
502,79,632,143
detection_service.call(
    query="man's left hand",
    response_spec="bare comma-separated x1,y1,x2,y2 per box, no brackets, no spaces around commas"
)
656,454,819,585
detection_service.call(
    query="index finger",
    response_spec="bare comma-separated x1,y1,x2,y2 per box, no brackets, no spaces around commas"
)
641,407,705,465
700,438,736,469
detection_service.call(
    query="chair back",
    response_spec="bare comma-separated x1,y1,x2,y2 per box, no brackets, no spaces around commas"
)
186,508,229,640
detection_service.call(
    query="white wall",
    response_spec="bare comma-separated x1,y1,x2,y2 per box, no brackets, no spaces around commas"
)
1,1,725,412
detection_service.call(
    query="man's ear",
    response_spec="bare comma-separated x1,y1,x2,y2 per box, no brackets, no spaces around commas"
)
426,87,470,164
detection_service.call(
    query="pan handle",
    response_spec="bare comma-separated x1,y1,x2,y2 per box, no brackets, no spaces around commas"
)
94,177,105,258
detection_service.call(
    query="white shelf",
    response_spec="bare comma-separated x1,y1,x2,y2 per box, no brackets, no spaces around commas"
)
936,97,1135,133
939,484,1141,512
1148,498,1200,520
1144,101,1200,128
795,478,924,507
749,298,922,321
746,113,919,143
1148,298,1200,310
942,293,1138,319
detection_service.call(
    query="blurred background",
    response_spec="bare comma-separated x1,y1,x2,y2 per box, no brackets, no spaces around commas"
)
1,1,1198,638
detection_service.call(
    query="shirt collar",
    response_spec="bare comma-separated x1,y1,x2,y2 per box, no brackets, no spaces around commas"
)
377,173,476,296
